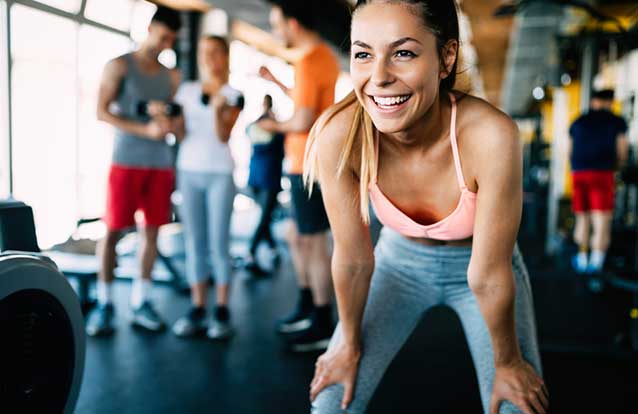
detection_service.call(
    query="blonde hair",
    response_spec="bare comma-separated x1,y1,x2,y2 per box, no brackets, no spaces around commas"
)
303,91,378,224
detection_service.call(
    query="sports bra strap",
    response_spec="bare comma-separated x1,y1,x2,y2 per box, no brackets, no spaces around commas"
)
372,93,467,189
448,93,467,190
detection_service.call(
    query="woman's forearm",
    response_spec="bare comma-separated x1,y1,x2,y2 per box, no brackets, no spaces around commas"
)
215,108,233,142
332,250,374,349
469,268,522,366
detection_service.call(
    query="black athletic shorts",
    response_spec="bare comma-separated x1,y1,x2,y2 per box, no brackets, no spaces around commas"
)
288,174,330,235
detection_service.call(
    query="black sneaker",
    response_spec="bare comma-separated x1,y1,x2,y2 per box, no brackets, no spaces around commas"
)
131,301,166,332
244,254,269,275
172,307,208,337
276,305,313,334
288,320,333,352
86,303,115,337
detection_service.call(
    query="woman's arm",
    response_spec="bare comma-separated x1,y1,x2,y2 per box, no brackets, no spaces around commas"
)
212,94,241,143
467,110,548,414
168,69,185,143
309,105,375,409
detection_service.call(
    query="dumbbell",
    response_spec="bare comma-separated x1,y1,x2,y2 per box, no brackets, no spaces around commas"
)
200,93,245,109
136,101,183,117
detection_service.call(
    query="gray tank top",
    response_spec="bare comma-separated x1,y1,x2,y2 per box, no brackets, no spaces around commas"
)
111,53,174,168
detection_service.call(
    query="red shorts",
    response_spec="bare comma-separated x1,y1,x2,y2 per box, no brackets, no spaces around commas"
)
571,170,615,213
105,165,175,231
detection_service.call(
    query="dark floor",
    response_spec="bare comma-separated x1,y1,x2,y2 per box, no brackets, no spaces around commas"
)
74,240,638,414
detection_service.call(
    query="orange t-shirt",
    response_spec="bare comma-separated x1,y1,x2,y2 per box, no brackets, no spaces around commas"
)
286,43,340,175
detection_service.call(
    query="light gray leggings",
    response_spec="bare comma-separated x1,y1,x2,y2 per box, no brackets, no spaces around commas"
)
312,228,542,414
177,170,235,286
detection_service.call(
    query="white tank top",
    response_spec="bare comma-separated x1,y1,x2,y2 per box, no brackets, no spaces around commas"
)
175,81,243,173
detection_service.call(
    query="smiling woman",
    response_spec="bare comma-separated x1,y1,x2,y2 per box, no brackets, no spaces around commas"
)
303,1,548,414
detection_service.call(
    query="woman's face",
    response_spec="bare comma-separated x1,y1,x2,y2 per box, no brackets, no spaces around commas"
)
350,2,454,135
198,38,228,80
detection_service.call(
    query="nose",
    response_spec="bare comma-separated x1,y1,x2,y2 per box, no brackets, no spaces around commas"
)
370,57,394,88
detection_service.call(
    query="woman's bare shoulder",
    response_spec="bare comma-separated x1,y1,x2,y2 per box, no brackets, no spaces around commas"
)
454,93,519,159
315,99,360,166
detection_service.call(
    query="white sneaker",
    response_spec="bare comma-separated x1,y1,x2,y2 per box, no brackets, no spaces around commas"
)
207,318,234,340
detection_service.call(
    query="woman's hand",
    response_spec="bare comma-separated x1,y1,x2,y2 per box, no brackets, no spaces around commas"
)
256,118,278,133
310,342,361,410
258,66,276,83
490,359,549,414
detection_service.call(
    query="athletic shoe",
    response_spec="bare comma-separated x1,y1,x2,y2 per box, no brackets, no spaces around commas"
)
276,305,313,334
86,303,115,337
571,254,588,274
131,301,166,332
207,317,234,340
287,320,333,352
172,307,208,337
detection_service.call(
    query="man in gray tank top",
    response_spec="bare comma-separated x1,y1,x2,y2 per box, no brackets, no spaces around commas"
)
86,6,184,337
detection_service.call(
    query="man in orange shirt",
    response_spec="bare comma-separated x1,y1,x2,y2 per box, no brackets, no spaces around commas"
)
258,1,340,352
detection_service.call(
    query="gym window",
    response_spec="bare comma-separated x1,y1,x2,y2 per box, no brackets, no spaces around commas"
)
2,0,153,247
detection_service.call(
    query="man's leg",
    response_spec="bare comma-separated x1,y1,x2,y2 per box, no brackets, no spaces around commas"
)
86,165,137,337
276,175,315,334
286,231,335,352
588,171,615,273
589,211,613,272
573,213,591,273
132,225,159,306
287,182,334,352
571,172,590,273
131,168,174,331
307,232,332,307
288,221,311,287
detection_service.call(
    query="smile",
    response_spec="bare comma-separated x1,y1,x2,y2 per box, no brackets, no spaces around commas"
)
369,94,412,112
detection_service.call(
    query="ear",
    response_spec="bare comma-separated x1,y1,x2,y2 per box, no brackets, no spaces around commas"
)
440,39,458,80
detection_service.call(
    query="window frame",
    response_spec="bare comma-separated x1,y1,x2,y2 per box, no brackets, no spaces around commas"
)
2,0,137,198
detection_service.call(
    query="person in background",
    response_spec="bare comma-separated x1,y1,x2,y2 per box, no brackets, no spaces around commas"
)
87,6,184,337
258,0,341,352
171,36,244,340
569,89,628,274
245,94,285,273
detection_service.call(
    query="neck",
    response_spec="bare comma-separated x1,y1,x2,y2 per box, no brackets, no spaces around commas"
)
136,43,159,62
382,93,448,155
292,30,322,53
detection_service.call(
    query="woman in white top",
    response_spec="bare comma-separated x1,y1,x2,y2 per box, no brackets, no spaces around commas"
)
172,36,243,339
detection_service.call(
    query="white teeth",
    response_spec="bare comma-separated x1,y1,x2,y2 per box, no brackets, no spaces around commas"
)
373,95,410,106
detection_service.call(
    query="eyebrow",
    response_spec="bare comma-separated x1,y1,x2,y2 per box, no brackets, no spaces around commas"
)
351,37,422,49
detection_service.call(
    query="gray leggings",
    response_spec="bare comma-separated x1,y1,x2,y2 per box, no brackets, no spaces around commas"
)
312,228,542,414
178,170,235,286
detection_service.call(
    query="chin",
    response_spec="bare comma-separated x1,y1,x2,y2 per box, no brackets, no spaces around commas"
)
369,117,410,135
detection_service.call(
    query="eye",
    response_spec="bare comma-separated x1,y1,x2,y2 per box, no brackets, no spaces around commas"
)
395,50,416,58
353,51,371,60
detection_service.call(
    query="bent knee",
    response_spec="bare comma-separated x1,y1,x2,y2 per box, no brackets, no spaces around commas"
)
311,385,363,414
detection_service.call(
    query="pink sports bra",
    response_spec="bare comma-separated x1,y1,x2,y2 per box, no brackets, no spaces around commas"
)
369,93,477,240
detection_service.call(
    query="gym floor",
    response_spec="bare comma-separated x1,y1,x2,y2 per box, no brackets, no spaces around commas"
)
75,246,638,414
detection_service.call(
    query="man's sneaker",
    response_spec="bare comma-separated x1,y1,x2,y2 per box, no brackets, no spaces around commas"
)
173,307,208,337
287,321,333,353
276,305,313,334
131,301,166,332
207,318,234,340
86,303,115,337
571,253,588,274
